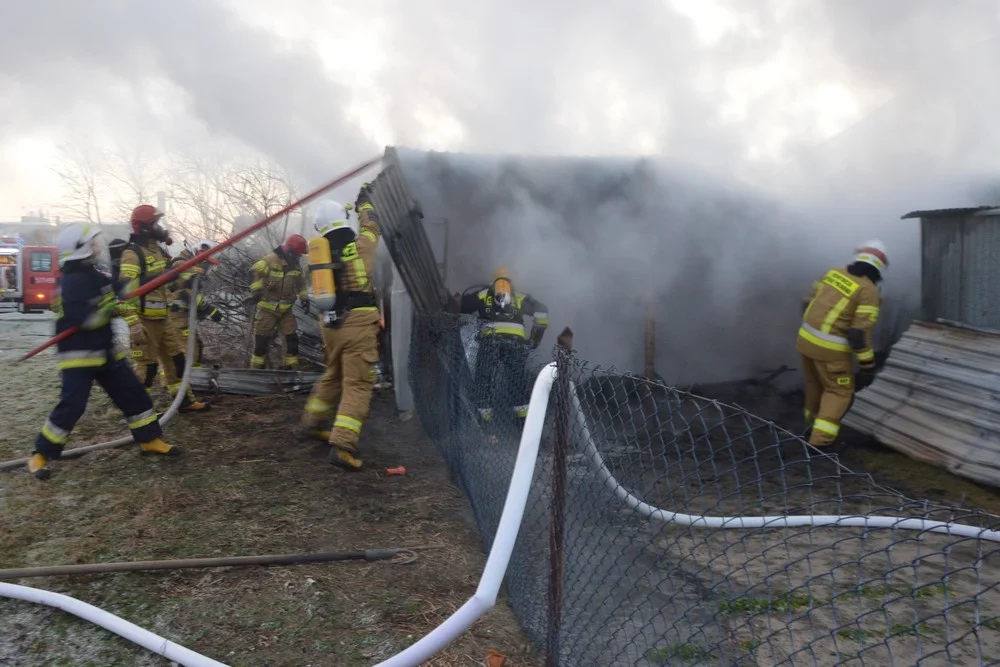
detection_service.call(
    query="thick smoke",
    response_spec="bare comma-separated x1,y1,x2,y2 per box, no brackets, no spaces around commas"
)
3,0,999,380
397,149,823,383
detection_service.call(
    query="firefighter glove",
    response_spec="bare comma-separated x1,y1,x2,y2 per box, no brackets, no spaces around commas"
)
130,322,148,346
82,296,117,331
856,365,876,390
209,309,223,323
300,296,311,314
356,182,374,208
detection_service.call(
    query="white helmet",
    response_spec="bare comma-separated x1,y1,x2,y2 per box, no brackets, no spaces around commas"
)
185,238,218,257
313,199,354,237
184,237,220,267
854,239,889,273
56,223,106,268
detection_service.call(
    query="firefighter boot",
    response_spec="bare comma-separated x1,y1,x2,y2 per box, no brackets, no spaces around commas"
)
139,439,183,457
173,355,210,413
328,442,363,471
28,453,51,481
306,428,331,442
179,398,210,413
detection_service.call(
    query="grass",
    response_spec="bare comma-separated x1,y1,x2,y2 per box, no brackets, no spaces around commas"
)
718,589,813,615
0,348,541,667
646,643,716,663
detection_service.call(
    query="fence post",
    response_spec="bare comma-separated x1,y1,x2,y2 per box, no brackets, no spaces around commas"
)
547,327,574,667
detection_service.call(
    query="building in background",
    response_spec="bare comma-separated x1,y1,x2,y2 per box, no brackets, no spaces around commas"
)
845,206,1000,487
0,218,130,246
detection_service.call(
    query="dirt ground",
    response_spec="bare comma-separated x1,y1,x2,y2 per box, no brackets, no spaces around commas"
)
582,374,1000,666
0,314,540,667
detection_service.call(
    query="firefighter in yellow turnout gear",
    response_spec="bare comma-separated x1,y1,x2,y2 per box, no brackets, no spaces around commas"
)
796,240,888,448
249,234,308,369
301,186,381,470
119,204,209,413
167,239,223,368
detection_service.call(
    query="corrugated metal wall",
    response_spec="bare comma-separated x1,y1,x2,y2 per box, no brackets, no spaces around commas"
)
961,215,1000,328
369,148,450,314
921,213,1000,328
920,216,963,323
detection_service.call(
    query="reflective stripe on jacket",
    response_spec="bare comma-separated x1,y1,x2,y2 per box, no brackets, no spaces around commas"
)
250,250,305,305
51,262,119,367
119,241,171,320
796,266,880,363
460,287,549,340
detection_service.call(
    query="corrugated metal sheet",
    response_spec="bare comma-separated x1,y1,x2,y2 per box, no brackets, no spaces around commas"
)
916,211,1000,329
843,320,1000,487
369,148,450,313
188,368,323,396
920,216,964,323
961,215,1000,328
902,206,1000,219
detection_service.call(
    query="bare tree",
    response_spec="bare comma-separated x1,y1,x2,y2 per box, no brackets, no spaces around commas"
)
53,141,109,223
48,141,307,368
104,147,164,222
158,151,303,367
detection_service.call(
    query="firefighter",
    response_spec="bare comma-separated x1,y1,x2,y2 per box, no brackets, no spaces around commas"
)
108,238,132,361
249,234,308,370
460,268,549,424
119,204,210,413
167,239,223,368
796,239,888,449
27,223,180,480
301,186,381,470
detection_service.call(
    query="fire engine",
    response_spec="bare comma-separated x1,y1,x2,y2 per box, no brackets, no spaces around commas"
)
0,235,58,313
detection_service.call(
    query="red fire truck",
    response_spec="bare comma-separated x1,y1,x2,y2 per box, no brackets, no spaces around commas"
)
0,235,58,313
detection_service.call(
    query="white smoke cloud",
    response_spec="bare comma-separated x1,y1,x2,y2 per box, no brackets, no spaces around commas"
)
2,0,998,379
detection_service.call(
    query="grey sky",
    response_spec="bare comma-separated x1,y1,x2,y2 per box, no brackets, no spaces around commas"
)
1,0,997,375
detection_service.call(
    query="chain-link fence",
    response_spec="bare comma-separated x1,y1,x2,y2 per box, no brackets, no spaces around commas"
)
409,311,1000,667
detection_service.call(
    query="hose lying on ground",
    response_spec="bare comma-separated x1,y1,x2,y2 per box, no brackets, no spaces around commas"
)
0,546,435,579
570,379,1000,542
0,582,229,667
0,278,202,472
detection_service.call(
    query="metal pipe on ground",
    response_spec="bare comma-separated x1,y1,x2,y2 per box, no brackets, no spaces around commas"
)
0,547,439,580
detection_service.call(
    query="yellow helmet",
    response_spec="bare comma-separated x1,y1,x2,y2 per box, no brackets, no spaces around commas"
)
491,267,513,310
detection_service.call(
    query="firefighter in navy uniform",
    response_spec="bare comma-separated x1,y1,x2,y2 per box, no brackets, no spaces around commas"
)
301,186,381,470
797,239,888,449
460,268,549,425
27,223,181,480
249,234,308,370
167,239,223,368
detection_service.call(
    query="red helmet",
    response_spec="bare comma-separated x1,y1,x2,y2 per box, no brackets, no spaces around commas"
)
282,234,307,256
130,204,164,236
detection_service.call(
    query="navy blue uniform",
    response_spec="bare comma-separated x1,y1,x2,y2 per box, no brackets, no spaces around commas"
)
34,261,162,459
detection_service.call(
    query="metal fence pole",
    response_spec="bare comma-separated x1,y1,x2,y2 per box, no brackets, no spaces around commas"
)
547,327,574,667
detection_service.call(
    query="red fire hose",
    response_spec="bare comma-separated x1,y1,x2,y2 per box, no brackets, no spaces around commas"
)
17,155,382,362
